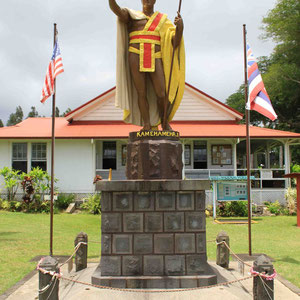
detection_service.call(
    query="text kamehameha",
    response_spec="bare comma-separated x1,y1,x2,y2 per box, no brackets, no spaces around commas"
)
136,131,180,138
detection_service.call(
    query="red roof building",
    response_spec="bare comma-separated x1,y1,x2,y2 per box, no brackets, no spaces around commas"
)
0,83,299,203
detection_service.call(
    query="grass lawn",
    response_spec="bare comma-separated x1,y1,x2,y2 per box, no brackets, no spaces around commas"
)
0,211,299,294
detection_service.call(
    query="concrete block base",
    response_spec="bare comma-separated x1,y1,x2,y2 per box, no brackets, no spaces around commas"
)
94,180,217,289
91,264,217,289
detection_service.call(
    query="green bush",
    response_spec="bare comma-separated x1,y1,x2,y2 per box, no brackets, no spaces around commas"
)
0,198,4,210
20,194,55,214
291,164,300,173
217,201,248,217
0,199,22,212
55,193,75,210
0,167,21,201
0,191,59,214
266,201,283,215
81,193,101,215
0,167,60,214
28,167,58,201
0,199,11,211
9,201,23,212
291,164,300,187
285,188,297,215
23,198,58,214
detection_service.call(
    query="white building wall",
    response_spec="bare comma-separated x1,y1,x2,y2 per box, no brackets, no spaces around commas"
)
0,140,10,189
0,139,95,194
54,139,95,193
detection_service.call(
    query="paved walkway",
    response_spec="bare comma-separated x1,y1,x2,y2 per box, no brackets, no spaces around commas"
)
2,261,300,299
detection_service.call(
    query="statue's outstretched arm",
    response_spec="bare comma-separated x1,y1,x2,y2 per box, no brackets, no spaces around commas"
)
173,12,184,48
108,0,130,23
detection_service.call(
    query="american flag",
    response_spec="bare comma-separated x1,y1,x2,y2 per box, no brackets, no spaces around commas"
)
40,40,64,103
246,43,277,121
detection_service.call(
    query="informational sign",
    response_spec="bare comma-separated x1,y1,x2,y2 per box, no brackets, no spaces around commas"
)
217,182,248,201
209,176,255,219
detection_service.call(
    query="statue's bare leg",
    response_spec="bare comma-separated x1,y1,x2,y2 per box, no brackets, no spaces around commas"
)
149,58,173,131
128,52,151,131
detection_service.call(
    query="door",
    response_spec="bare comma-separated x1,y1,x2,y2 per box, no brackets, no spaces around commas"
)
193,141,207,169
102,141,117,170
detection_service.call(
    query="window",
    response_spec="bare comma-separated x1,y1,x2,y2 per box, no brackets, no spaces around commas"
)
103,142,116,169
122,145,127,166
12,143,28,173
184,145,191,166
193,141,207,169
31,143,47,171
211,145,232,165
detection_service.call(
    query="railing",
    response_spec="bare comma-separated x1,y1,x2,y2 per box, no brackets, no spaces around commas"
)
96,168,287,188
237,168,286,189
96,169,126,180
185,168,287,189
184,168,235,179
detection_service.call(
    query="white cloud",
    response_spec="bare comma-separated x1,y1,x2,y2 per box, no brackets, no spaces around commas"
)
0,0,277,123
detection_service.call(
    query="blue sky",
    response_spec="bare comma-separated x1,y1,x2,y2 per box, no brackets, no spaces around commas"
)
0,0,277,124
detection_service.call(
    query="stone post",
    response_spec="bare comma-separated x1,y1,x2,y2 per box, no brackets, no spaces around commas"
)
216,231,230,269
75,232,88,272
38,256,59,300
253,255,274,300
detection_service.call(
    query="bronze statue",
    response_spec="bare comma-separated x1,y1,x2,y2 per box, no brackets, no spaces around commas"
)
109,0,185,131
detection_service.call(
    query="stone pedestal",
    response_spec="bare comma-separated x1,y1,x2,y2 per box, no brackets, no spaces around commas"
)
92,180,217,289
126,131,183,180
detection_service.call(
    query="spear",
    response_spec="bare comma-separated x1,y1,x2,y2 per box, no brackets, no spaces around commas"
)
163,0,183,130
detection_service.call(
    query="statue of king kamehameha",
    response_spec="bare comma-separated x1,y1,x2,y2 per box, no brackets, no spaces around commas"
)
109,0,185,131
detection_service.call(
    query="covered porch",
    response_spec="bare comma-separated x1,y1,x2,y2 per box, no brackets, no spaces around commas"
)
95,137,298,191
183,138,295,189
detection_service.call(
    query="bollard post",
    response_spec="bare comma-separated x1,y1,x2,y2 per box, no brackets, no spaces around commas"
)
253,255,274,300
38,256,59,300
75,232,88,272
216,231,230,269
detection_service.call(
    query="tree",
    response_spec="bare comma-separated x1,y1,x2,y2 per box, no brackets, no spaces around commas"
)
6,106,23,126
55,107,60,117
62,108,72,116
226,85,245,120
226,0,300,132
226,0,300,162
260,0,300,133
55,107,72,117
261,0,300,65
0,119,3,127
27,106,40,118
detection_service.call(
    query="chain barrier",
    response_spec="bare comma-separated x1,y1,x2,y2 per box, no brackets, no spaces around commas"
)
216,240,276,297
59,242,87,268
216,240,252,268
38,276,56,294
258,276,273,300
250,267,277,281
58,273,255,293
217,240,276,283
45,277,59,300
36,239,279,295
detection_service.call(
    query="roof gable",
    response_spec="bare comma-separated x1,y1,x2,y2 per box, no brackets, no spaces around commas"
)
174,84,242,121
66,83,243,122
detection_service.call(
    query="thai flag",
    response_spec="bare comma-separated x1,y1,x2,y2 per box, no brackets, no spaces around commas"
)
246,43,277,121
